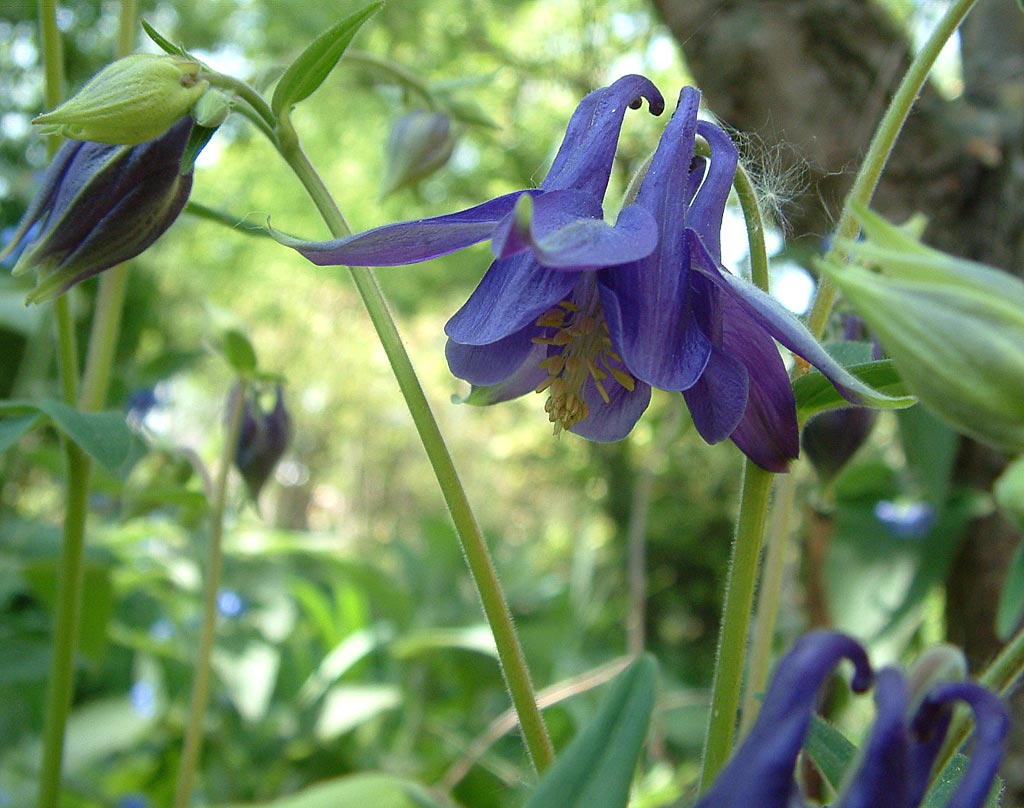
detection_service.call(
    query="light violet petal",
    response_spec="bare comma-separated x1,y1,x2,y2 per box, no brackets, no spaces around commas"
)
530,197,659,269
545,75,664,196
691,121,739,260
444,328,539,387
445,253,579,346
569,375,652,442
277,191,534,267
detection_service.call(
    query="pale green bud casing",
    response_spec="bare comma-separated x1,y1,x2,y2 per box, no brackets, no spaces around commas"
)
381,111,456,196
32,54,208,145
995,455,1024,530
820,207,1024,451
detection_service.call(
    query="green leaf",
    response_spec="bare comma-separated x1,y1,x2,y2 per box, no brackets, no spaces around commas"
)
0,400,144,477
271,3,383,116
898,405,958,505
214,772,445,808
924,749,1003,808
23,560,115,665
140,20,190,57
804,715,858,791
794,358,912,424
525,655,656,808
0,413,42,453
997,542,1024,640
222,328,258,374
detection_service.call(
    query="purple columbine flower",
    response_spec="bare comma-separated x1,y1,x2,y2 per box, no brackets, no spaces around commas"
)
697,631,1008,808
0,115,194,304
278,78,900,467
276,74,665,440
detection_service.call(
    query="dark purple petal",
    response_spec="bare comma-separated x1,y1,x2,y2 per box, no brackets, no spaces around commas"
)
720,295,801,472
445,327,539,386
690,121,738,261
802,407,878,481
687,232,910,409
568,374,652,442
597,90,717,391
275,190,534,267
911,682,1009,808
445,253,578,345
490,191,658,269
682,343,748,444
697,632,872,808
452,341,550,406
544,75,664,196
836,668,911,808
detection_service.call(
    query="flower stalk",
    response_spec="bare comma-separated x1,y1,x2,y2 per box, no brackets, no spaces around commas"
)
272,111,555,771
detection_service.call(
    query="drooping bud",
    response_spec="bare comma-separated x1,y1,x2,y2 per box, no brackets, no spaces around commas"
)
32,54,208,145
819,206,1024,452
801,406,878,483
0,115,195,304
381,110,456,196
234,385,291,501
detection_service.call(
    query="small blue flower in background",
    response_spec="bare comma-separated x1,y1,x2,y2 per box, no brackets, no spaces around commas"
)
115,795,148,808
278,76,905,468
874,499,935,540
0,115,194,304
697,631,1008,808
148,617,175,642
216,588,245,618
129,680,157,720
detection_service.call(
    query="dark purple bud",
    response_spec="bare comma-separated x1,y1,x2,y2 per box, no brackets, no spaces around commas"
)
234,385,291,501
801,406,878,482
1,115,194,304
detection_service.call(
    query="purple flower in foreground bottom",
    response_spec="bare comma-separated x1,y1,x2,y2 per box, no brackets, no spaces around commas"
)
0,115,194,304
697,631,1008,808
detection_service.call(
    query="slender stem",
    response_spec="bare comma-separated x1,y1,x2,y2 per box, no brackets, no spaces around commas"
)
733,160,770,292
698,462,775,792
35,5,88,807
739,472,796,735
343,49,437,108
272,113,554,771
805,0,981,338
173,381,247,808
203,72,278,136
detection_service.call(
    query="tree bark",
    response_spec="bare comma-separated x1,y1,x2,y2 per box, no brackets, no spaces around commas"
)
653,0,1024,795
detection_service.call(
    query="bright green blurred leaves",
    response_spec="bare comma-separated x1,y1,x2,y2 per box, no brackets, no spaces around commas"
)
271,3,383,116
0,400,144,477
222,328,259,375
525,655,656,808
215,772,447,808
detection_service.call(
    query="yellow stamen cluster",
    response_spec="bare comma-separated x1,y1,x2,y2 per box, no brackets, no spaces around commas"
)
532,297,636,434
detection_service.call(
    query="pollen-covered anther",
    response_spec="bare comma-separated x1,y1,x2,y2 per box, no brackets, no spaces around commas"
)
533,294,637,433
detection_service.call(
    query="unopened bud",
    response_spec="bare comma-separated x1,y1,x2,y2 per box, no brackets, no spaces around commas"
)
819,207,1024,452
381,110,456,196
234,385,291,501
1,116,195,304
33,54,208,145
995,455,1024,530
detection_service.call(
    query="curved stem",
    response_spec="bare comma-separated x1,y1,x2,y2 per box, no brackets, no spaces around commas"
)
272,113,553,771
733,160,770,292
344,49,437,108
173,381,247,808
805,0,981,338
698,462,775,791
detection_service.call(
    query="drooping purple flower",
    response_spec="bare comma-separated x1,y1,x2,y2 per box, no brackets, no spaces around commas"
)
276,74,665,440
0,115,194,304
697,631,1008,808
277,78,906,464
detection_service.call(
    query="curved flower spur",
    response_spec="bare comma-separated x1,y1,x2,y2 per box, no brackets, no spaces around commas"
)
277,77,910,467
696,631,1008,808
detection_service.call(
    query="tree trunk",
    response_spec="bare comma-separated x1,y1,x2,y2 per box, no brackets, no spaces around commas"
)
653,0,1024,795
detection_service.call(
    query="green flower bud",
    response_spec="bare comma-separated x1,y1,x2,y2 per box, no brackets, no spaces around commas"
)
381,110,456,196
191,88,231,129
819,207,1024,451
32,54,208,145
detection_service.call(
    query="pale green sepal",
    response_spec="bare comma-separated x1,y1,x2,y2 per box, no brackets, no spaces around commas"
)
524,655,656,808
994,455,1024,530
271,2,383,116
32,54,208,145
